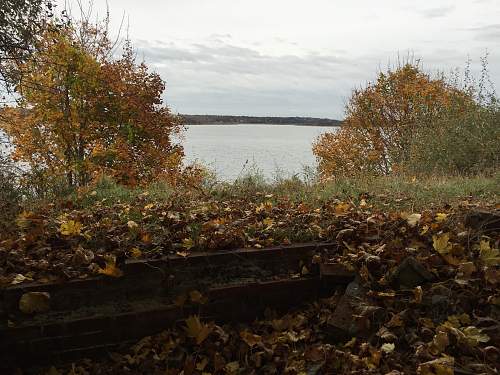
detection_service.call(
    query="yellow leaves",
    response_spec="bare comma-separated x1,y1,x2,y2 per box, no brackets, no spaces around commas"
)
406,213,422,227
334,202,350,215
420,225,429,235
184,316,212,345
436,315,489,349
240,330,262,347
182,238,194,250
11,273,33,284
59,220,82,236
3,21,184,186
144,203,155,210
479,239,500,266
461,326,490,347
446,313,471,328
314,63,460,179
429,330,449,355
140,232,151,244
16,211,42,229
433,232,461,265
98,257,123,278
364,346,382,369
417,356,454,375
433,233,451,254
127,220,139,229
381,342,395,354
255,201,273,214
19,292,50,314
189,290,208,304
225,361,240,374
435,213,448,223
129,247,142,258
262,217,274,228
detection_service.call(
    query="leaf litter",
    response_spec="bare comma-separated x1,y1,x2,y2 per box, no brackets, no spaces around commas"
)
1,194,498,374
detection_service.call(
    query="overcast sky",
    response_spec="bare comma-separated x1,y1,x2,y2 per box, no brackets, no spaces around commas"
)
59,0,500,119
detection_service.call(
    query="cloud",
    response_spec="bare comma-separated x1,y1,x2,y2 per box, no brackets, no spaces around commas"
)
470,24,500,42
132,38,500,119
418,5,455,19
135,40,374,118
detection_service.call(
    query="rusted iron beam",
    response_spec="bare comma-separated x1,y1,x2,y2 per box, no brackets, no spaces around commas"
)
1,242,337,316
1,276,326,367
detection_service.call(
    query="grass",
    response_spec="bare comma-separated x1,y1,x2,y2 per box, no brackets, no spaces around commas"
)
73,171,499,211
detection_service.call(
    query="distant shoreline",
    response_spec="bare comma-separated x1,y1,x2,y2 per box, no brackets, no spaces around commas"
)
185,123,341,127
180,114,342,127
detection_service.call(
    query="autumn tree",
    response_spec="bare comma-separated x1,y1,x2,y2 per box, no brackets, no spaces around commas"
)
313,63,471,178
0,20,183,186
0,0,55,93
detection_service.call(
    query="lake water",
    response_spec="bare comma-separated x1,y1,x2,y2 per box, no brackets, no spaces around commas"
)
180,124,337,181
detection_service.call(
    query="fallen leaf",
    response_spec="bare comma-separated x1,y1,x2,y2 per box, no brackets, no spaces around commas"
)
479,240,500,266
407,213,422,227
182,238,194,250
19,292,50,314
413,286,423,304
129,247,142,258
262,217,274,228
240,330,262,347
196,357,209,371
462,326,490,347
46,366,61,375
174,294,187,307
334,202,350,215
98,259,124,278
457,262,476,279
60,220,82,236
225,361,240,374
484,267,499,285
381,342,395,354
433,233,452,255
435,213,448,222
11,274,31,285
184,316,212,344
417,356,454,375
127,220,139,229
189,290,207,304
420,225,429,235
429,331,449,355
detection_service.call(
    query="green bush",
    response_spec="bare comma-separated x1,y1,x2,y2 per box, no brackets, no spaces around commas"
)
0,157,22,232
403,97,499,176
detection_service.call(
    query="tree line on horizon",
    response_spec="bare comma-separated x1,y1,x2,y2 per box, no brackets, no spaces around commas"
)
180,114,341,126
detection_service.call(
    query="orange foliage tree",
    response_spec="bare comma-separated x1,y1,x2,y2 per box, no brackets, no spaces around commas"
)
0,21,182,186
313,63,470,179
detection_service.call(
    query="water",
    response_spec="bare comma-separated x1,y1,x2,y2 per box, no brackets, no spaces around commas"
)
180,124,337,181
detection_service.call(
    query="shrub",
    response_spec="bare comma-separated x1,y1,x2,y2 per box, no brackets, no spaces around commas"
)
313,61,500,179
0,153,22,232
403,98,499,175
0,19,183,188
313,62,466,179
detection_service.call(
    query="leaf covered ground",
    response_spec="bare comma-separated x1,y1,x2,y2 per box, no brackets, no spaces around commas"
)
0,188,497,286
1,189,498,374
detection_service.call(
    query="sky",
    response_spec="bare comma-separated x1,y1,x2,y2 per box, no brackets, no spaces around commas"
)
58,0,500,119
